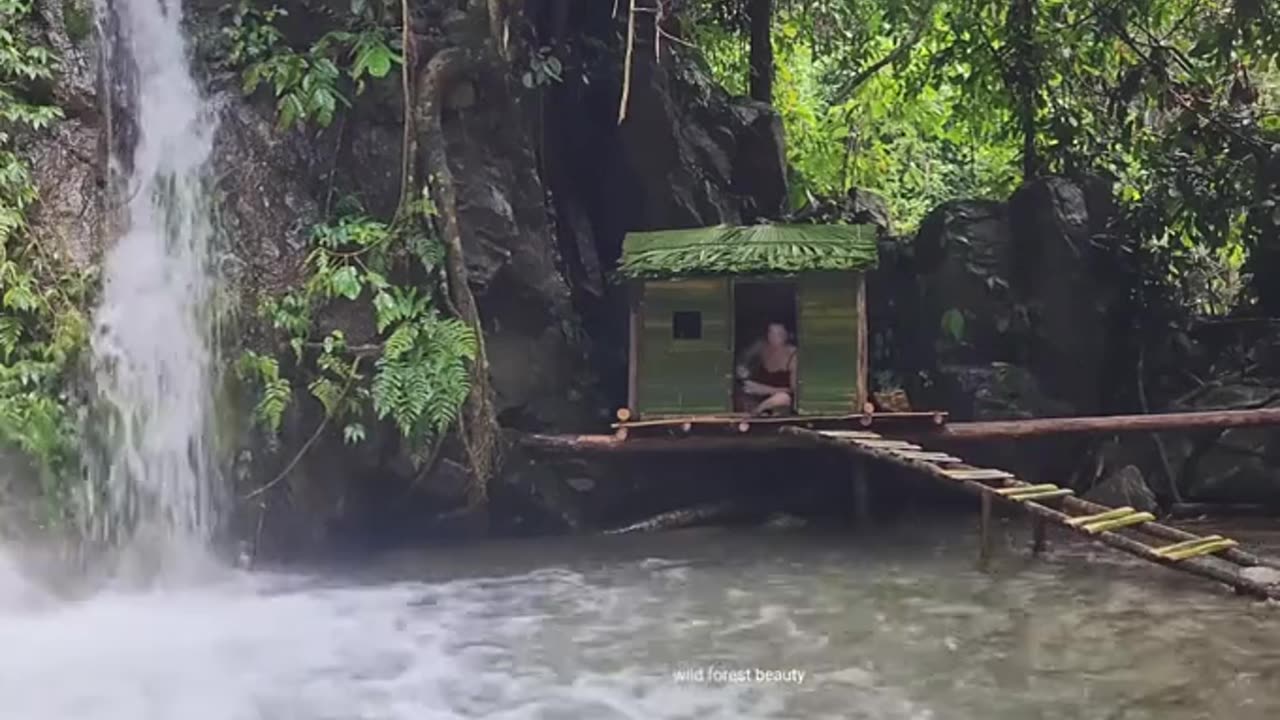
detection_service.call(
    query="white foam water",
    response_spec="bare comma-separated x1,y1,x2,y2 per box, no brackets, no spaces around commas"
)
86,0,222,564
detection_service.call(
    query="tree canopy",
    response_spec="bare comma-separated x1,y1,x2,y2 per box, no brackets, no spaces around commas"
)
683,0,1280,314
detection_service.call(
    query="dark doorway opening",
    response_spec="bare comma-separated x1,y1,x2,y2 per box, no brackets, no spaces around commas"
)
733,280,798,411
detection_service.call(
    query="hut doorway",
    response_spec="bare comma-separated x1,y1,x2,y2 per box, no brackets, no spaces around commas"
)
733,280,798,410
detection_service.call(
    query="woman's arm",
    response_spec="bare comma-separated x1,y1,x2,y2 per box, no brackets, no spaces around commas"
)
735,341,762,379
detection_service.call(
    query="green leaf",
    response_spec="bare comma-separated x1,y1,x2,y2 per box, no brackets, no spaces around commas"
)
941,308,966,343
343,422,366,444
330,265,362,300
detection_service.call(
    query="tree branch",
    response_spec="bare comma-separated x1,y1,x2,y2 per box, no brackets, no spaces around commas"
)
836,1,938,99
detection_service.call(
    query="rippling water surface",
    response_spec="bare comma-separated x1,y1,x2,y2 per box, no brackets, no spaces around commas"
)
1,520,1277,719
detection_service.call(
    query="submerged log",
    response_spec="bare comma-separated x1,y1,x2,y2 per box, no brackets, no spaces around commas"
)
603,501,742,535
520,434,816,452
919,408,1280,440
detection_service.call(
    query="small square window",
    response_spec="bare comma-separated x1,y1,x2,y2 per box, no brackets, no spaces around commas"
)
672,311,702,340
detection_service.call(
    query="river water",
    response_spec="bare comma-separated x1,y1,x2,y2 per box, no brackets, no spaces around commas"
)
1,519,1276,720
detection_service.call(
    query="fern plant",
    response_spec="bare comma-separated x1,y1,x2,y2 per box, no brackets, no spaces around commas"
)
248,207,474,463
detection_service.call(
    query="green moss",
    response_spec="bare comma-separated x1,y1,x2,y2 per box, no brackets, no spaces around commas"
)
63,0,92,44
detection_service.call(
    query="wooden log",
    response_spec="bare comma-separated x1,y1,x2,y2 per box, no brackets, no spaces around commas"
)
782,427,1280,598
918,407,1280,441
603,500,742,535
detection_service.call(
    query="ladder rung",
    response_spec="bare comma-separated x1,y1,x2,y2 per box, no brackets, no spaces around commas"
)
1081,511,1155,534
895,450,962,463
857,439,921,450
995,483,1059,496
1152,535,1225,557
943,468,1015,481
1009,488,1075,502
1065,507,1133,527
1158,537,1238,561
820,430,881,440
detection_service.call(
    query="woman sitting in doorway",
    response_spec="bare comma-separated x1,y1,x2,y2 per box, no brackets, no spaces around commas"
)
735,321,797,416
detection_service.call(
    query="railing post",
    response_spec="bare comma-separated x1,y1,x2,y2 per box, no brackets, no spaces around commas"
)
1031,515,1047,556
851,457,870,529
979,492,993,567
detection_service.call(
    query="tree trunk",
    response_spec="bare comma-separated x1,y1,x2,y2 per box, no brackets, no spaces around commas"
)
747,0,773,104
1007,0,1038,179
415,49,504,507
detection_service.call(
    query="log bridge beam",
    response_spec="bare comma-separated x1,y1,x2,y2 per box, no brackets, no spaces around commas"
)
780,426,1280,601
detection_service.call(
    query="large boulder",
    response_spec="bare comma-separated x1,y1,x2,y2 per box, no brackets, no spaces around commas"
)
1083,464,1159,514
913,201,1015,366
615,51,788,229
1008,176,1116,413
930,363,1072,421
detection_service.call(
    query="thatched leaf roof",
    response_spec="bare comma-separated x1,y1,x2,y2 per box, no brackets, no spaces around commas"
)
618,223,878,279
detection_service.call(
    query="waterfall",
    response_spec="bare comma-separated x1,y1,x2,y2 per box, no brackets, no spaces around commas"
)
86,0,223,565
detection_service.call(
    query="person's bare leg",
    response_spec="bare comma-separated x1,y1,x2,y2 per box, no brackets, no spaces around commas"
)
753,391,792,416
742,380,775,397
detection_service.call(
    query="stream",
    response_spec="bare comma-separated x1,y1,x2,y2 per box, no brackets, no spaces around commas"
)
1,519,1277,720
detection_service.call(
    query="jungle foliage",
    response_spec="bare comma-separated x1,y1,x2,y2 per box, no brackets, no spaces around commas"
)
685,0,1280,316
0,0,90,523
223,3,477,469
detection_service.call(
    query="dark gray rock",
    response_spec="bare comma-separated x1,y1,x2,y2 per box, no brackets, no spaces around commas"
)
1084,465,1158,514
209,88,319,304
617,49,788,229
1008,177,1116,413
914,200,1014,366
932,363,1073,421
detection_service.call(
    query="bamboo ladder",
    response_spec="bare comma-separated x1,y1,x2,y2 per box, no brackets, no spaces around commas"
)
781,427,1280,601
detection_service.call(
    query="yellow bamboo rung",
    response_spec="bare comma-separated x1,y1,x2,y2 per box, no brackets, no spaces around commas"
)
995,483,1059,496
1081,511,1155,534
1009,488,1075,502
895,450,963,463
1065,507,1133,527
1158,537,1238,561
857,439,921,450
820,431,882,440
943,468,1015,481
1152,535,1225,558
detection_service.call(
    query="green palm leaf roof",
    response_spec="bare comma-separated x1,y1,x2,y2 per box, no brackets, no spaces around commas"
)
618,223,878,279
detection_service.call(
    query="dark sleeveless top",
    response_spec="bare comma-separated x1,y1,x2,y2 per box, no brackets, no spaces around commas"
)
751,350,794,389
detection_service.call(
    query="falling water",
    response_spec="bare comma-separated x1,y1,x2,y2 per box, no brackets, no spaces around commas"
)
86,0,223,563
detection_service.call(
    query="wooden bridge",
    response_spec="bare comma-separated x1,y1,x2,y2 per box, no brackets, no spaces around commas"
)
525,408,1280,601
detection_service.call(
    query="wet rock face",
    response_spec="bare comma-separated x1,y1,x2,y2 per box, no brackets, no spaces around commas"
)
21,0,105,272
1176,384,1280,502
614,49,788,230
209,86,321,307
